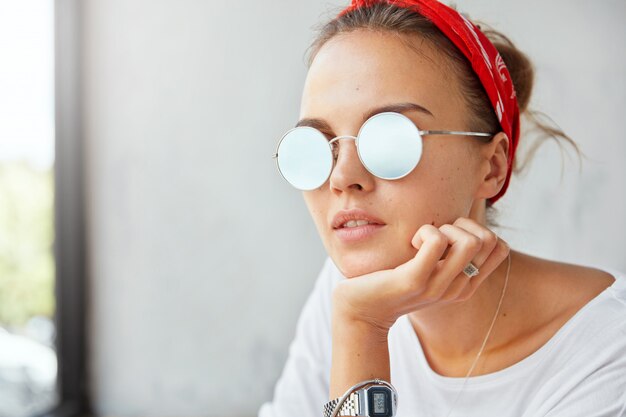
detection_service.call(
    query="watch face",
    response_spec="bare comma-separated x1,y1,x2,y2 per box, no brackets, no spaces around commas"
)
367,387,393,416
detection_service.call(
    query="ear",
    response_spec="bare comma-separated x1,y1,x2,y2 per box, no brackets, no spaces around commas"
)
475,131,510,200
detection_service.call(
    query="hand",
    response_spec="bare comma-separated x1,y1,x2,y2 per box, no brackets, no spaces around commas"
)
331,217,511,332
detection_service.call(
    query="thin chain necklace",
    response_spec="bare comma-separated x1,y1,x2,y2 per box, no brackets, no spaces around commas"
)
444,251,512,417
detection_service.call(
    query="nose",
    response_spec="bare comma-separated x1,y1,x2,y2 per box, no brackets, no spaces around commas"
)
328,136,375,193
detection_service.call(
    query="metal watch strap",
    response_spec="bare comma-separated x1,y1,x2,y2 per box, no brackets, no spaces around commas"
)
323,391,360,417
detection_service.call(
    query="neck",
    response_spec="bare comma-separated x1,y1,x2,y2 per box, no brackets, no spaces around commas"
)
407,200,513,363
407,250,513,359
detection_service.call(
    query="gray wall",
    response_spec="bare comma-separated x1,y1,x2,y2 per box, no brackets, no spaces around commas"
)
79,0,626,416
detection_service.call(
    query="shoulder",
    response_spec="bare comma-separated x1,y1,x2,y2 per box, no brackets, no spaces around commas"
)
296,256,344,334
498,251,625,368
519,251,626,347
530,260,626,416
515,251,623,316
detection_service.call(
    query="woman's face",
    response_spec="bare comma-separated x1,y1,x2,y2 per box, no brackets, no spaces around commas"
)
300,30,489,278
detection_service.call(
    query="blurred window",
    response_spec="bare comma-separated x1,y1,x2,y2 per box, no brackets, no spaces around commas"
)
0,1,59,416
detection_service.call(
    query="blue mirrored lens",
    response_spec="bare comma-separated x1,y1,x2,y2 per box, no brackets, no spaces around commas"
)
358,112,422,179
277,127,333,190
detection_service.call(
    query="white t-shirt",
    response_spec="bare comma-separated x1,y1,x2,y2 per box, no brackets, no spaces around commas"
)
258,257,626,417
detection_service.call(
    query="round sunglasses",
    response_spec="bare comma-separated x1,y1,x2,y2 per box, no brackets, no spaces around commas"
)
272,111,493,191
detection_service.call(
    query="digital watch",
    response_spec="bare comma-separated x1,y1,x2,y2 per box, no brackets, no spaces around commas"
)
323,379,398,417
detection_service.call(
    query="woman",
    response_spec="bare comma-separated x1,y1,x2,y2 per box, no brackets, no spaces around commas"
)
260,1,626,416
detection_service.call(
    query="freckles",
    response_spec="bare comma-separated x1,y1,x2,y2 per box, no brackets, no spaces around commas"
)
430,212,443,227
439,176,452,186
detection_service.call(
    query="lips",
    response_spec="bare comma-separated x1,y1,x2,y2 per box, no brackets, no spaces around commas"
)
331,208,386,230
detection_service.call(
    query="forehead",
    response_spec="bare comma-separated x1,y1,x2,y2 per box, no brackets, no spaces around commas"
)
300,29,463,124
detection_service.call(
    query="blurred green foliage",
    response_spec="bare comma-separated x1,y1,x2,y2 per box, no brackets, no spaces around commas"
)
0,161,55,326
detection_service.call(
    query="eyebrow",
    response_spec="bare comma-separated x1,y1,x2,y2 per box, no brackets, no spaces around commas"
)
294,102,434,131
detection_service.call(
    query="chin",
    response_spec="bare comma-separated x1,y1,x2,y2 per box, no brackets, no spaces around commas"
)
332,248,415,279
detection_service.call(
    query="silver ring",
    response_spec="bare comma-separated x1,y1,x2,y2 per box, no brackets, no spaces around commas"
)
463,262,480,278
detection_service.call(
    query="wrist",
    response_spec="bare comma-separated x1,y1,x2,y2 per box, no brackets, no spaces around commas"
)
324,379,398,417
331,307,390,343
331,285,396,334
330,311,391,398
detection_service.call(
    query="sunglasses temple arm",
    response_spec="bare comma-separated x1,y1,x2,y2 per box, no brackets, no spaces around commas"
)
420,129,493,138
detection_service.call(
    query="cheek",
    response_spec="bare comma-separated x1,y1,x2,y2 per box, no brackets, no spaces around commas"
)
390,168,469,228
417,143,476,199
302,191,329,230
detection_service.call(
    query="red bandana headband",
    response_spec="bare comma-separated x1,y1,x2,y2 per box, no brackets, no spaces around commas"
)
337,0,520,205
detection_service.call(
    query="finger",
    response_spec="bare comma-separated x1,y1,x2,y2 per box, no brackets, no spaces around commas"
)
452,217,499,268
439,272,471,303
394,224,449,294
436,224,483,278
419,224,483,301
441,235,507,304
457,238,511,301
